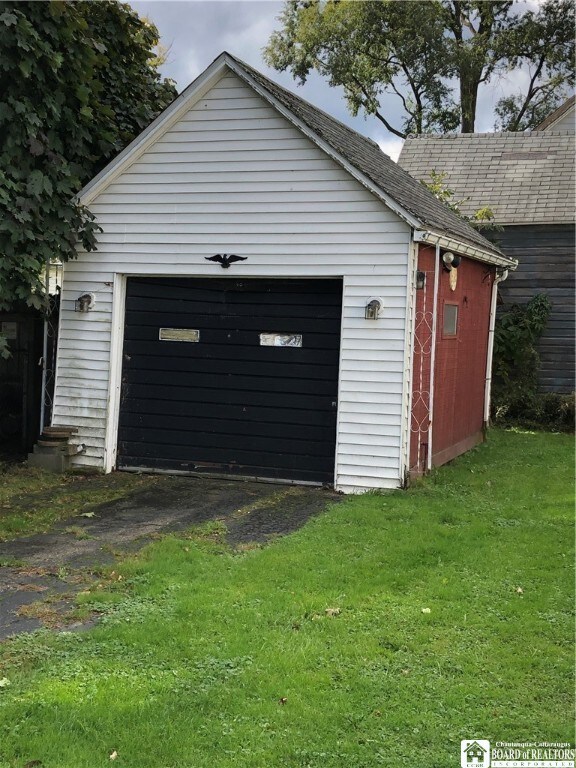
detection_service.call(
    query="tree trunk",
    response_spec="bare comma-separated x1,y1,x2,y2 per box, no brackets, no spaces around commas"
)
460,64,478,133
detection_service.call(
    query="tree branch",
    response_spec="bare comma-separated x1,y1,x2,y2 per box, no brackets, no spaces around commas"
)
350,75,407,138
509,53,546,130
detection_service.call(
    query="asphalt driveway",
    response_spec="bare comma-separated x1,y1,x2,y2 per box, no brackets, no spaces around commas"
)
0,475,340,639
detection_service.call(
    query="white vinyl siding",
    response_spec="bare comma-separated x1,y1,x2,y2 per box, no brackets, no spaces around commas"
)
52,70,412,492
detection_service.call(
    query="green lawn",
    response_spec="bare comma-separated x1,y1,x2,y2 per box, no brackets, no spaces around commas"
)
0,429,573,767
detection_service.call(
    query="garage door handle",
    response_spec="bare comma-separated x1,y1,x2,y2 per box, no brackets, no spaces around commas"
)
332,401,337,408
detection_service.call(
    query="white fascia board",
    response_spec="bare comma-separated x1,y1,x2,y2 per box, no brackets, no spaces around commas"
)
225,57,422,232
413,230,518,270
79,54,231,206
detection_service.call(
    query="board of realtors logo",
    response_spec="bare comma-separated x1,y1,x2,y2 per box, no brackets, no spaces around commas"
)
461,740,491,768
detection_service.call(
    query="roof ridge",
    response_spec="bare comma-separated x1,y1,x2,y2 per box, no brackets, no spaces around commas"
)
405,129,575,140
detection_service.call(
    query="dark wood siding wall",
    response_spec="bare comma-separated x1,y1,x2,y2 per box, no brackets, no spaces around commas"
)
487,224,575,393
0,309,43,455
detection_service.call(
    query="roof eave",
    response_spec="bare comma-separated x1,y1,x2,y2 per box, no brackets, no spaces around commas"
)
414,230,517,270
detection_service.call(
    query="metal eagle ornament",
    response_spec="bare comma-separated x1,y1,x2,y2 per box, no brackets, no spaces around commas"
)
205,254,247,269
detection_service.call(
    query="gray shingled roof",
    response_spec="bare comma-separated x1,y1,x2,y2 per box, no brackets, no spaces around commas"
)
398,131,575,226
230,55,506,259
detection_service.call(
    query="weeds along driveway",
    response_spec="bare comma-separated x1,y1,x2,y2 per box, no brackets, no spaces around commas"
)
0,475,340,639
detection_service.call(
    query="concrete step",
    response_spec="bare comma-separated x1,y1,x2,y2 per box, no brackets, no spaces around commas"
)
28,450,70,473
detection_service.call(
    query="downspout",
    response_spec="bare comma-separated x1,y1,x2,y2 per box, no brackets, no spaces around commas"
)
484,268,509,427
427,244,441,472
39,257,50,433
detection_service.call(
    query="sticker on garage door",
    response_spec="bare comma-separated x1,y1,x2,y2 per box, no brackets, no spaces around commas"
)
259,333,302,347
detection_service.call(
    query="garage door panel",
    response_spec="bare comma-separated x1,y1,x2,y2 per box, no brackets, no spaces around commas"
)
125,312,340,335
125,300,342,321
119,441,335,475
126,279,342,307
118,277,342,483
121,398,335,427
121,354,337,379
122,382,335,411
123,339,340,365
122,369,338,396
120,411,337,442
120,426,334,459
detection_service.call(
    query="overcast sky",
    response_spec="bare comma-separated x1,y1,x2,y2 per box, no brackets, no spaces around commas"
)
131,0,538,162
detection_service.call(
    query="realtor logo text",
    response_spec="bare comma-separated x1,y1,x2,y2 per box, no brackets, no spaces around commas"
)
461,739,575,768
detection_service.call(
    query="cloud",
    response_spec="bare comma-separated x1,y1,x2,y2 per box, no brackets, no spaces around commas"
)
376,138,404,163
132,1,284,87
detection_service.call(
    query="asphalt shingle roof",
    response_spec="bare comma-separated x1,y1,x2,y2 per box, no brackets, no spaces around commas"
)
231,55,505,258
398,131,575,226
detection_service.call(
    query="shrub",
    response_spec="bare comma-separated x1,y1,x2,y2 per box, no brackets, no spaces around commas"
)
490,294,574,431
494,391,575,431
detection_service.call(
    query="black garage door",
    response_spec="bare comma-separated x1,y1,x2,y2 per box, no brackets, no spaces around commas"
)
117,277,342,484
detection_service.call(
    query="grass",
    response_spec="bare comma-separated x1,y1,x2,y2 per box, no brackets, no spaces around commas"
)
0,429,573,767
0,464,159,541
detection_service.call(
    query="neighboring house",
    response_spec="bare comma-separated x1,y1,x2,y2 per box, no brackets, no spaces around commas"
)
49,53,515,491
535,94,575,131
399,103,575,393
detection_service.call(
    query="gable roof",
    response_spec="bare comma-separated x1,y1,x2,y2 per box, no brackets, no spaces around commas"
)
80,52,514,268
536,95,575,131
398,130,575,227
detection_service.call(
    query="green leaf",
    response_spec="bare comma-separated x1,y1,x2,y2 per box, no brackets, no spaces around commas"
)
18,59,32,78
75,84,90,104
26,169,44,197
0,11,18,27
0,102,13,122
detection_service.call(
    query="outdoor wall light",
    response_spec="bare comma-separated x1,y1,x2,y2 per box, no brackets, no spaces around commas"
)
442,251,462,271
365,297,383,320
75,293,95,312
416,271,426,290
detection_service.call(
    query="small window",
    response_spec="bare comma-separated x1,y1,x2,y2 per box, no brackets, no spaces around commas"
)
443,304,458,337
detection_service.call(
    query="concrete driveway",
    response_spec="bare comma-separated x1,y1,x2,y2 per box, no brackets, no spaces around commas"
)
0,476,340,639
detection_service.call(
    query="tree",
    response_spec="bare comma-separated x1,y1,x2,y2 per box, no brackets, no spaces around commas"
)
493,0,575,130
0,0,176,353
422,170,500,231
264,0,575,138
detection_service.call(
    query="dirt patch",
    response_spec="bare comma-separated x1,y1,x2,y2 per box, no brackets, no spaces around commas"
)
225,486,338,546
0,475,340,639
